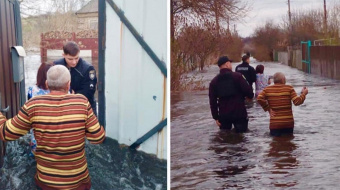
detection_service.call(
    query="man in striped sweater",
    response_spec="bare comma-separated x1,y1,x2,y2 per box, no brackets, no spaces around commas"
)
257,72,308,136
0,65,105,190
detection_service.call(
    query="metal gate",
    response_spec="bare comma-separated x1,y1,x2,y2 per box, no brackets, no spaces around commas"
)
98,0,167,159
0,0,24,167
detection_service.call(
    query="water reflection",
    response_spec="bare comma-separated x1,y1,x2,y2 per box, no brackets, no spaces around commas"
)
268,136,298,170
267,136,299,188
210,131,249,177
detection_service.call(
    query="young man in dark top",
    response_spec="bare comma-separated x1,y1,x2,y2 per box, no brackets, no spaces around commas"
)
209,56,254,132
54,41,98,115
235,55,256,88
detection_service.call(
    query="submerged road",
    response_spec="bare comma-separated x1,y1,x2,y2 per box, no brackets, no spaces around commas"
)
171,61,340,189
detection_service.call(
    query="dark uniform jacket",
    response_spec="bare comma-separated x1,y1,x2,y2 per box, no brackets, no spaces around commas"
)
54,58,97,113
209,68,254,120
235,62,256,87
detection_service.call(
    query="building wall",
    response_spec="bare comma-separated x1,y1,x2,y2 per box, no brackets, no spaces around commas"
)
77,13,98,31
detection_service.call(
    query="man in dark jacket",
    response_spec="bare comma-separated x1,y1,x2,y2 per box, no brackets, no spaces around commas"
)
235,55,256,88
209,56,254,132
54,41,97,115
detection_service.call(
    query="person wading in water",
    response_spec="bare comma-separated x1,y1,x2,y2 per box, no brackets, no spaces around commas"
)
209,56,254,133
257,72,308,136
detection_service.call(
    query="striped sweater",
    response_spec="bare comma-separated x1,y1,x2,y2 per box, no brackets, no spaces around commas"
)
257,84,306,129
0,92,105,190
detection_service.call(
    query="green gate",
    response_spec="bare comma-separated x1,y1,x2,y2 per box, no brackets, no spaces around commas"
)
301,40,311,74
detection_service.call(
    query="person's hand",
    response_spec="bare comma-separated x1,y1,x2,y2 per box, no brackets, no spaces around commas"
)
245,97,252,103
269,109,276,117
301,87,308,95
72,90,75,94
215,120,221,127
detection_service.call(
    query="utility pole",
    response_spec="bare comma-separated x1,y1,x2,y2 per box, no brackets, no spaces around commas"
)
324,0,327,33
288,0,292,46
288,0,292,26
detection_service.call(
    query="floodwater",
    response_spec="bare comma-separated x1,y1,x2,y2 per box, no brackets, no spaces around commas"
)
0,53,167,190
171,61,340,189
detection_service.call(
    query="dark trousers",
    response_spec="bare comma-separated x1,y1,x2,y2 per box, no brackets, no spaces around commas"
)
219,117,249,133
270,128,294,137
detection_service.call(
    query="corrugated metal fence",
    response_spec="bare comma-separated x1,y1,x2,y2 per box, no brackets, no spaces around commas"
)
0,0,21,118
0,0,23,167
310,46,340,80
275,45,340,80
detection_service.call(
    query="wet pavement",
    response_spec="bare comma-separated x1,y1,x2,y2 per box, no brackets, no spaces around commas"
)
171,61,340,189
0,53,167,190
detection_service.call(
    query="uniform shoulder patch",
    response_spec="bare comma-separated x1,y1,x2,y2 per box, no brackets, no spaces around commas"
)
89,70,96,80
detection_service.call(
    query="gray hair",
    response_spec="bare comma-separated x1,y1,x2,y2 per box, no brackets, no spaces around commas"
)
47,65,70,90
273,72,285,84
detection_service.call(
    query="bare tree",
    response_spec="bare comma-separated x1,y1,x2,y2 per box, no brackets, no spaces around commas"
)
252,22,285,61
19,0,91,17
171,0,249,39
171,0,248,91
20,0,92,49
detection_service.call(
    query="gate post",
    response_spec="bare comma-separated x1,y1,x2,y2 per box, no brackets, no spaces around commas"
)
301,40,312,74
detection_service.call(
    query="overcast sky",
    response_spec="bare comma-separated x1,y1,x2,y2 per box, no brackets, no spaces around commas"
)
238,0,338,37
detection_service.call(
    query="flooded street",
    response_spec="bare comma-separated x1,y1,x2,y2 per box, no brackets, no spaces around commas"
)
171,61,340,189
0,53,167,190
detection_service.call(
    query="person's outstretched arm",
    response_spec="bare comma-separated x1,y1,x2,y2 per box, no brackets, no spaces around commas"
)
85,102,105,144
0,105,32,141
291,87,307,106
257,90,270,112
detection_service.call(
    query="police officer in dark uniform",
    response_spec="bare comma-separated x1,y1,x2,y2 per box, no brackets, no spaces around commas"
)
235,55,256,88
54,41,97,115
209,56,254,132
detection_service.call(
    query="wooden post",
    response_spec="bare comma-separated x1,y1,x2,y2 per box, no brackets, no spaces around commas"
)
40,33,45,58
324,0,327,33
288,0,292,46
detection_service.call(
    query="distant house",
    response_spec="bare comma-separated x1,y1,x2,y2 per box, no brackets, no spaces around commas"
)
76,0,98,31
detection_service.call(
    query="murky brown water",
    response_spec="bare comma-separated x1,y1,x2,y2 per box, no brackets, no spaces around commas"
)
171,61,340,189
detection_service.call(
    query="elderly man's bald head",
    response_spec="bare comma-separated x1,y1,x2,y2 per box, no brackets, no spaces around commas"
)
273,72,286,84
46,65,71,91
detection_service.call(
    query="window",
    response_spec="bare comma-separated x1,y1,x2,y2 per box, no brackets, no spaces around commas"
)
89,19,98,30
